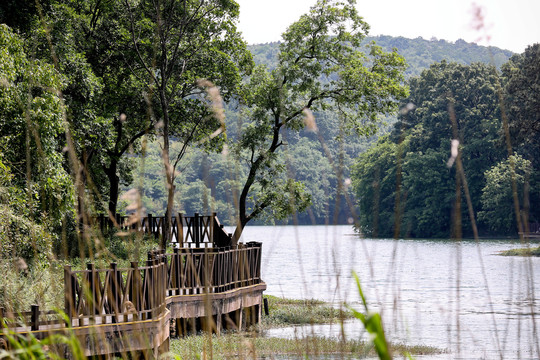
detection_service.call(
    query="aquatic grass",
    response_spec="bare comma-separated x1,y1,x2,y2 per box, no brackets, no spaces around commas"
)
498,246,540,256
261,295,352,328
167,294,442,359
169,333,441,359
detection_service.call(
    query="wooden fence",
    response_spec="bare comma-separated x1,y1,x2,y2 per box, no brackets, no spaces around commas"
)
0,239,265,358
95,212,233,248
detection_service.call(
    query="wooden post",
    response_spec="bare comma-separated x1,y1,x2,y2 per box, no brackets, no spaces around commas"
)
146,259,154,319
237,309,244,331
110,263,120,322
64,265,75,325
263,297,269,316
147,214,153,235
194,213,200,248
211,212,217,245
172,248,178,295
130,261,141,313
161,254,168,312
31,305,39,331
178,213,184,248
87,263,97,316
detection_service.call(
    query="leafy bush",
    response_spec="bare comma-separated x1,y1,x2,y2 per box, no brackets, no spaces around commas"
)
0,159,54,263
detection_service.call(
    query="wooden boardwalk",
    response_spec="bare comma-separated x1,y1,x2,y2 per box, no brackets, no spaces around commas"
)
0,214,266,358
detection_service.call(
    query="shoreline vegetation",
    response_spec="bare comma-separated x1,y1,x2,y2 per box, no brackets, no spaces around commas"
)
169,295,443,359
499,246,540,257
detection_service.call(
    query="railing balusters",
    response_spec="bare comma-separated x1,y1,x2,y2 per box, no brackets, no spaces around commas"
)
31,305,39,331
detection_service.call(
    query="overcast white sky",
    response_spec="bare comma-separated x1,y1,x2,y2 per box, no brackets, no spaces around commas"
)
235,0,540,53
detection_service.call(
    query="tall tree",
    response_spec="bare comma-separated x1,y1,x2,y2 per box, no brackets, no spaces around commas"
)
478,155,533,234
351,137,401,237
502,43,540,166
0,24,72,258
353,61,507,237
7,0,252,245
119,0,252,246
231,0,408,241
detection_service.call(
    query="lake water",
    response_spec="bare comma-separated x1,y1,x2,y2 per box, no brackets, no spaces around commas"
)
235,225,540,360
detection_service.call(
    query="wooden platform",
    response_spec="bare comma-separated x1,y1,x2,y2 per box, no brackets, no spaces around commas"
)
0,214,266,359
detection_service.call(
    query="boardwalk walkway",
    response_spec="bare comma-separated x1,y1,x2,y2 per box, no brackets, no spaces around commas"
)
0,214,266,358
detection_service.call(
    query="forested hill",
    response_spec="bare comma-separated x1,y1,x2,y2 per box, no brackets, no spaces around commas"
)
128,36,515,226
249,35,513,77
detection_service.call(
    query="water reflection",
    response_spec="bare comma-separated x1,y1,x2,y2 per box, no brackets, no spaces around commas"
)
234,225,540,360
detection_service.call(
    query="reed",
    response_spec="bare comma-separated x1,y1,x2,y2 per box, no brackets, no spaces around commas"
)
168,333,441,359
260,295,351,328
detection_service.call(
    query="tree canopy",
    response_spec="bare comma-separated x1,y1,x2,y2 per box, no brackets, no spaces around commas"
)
230,0,408,240
0,25,69,260
352,49,540,238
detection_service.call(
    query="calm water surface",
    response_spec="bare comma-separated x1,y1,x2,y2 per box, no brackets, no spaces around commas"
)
235,225,540,360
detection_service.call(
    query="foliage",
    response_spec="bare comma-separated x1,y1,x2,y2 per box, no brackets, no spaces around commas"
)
0,260,64,314
119,140,240,223
0,0,52,34
370,36,513,78
4,0,253,225
248,36,514,79
0,328,85,360
115,0,252,246
0,25,75,258
502,43,540,168
120,35,514,227
231,0,408,239
478,155,533,233
0,157,54,262
351,137,400,237
353,61,509,238
261,295,350,328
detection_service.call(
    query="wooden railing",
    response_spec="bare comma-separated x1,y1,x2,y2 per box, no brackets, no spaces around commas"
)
61,242,262,326
94,212,233,248
64,257,168,326
165,242,262,296
0,306,63,332
0,242,264,357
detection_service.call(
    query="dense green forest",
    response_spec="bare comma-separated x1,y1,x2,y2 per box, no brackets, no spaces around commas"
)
126,36,519,230
0,0,536,269
352,47,540,238
0,0,411,261
250,35,514,77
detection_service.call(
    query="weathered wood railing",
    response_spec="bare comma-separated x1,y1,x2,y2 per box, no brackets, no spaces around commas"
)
95,212,232,248
0,241,265,358
64,257,168,326
165,242,262,296
0,306,63,332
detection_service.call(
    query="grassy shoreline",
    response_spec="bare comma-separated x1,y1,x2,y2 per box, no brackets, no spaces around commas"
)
169,295,443,359
498,246,540,256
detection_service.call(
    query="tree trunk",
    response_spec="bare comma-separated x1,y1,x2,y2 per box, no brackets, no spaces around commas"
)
105,160,120,217
231,216,247,247
160,87,173,250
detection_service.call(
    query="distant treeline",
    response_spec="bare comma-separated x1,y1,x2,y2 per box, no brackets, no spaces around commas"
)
352,45,540,238
130,36,521,230
249,35,514,77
